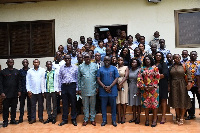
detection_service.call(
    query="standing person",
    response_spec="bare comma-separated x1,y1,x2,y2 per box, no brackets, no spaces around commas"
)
93,32,100,47
185,51,200,120
149,43,157,59
52,51,65,114
154,51,169,124
79,36,86,49
116,57,129,124
166,53,173,68
120,47,131,67
94,53,104,114
78,54,98,126
18,59,31,123
94,40,106,61
137,55,160,127
58,54,78,126
0,59,21,127
26,59,45,124
148,31,160,48
128,58,141,124
157,39,170,62
64,38,73,53
97,56,119,127
169,54,192,125
43,61,59,124
181,50,189,63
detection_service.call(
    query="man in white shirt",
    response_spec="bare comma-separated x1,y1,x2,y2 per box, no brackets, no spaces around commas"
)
26,59,45,124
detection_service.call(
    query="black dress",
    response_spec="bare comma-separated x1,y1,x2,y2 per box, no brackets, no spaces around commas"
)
157,62,169,101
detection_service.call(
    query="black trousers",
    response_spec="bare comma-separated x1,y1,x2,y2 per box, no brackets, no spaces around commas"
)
19,92,31,120
187,87,200,116
45,92,57,119
30,93,44,120
3,97,18,123
61,83,77,121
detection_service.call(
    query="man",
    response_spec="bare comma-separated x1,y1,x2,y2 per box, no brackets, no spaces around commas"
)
52,51,65,114
148,31,160,48
43,61,60,124
71,47,78,65
166,53,173,68
149,43,157,59
78,36,85,49
157,39,170,62
94,53,104,114
133,33,141,45
0,59,21,127
181,50,189,63
75,53,84,115
58,54,78,126
64,38,72,53
67,44,73,55
93,32,100,47
97,56,119,127
18,59,31,123
26,59,45,124
78,54,98,126
185,51,200,120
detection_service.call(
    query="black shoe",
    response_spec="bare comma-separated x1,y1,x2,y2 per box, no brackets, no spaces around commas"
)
43,118,52,124
58,121,68,126
185,116,196,120
101,121,107,126
71,119,77,126
3,122,8,127
39,119,44,123
18,119,23,123
29,119,36,124
52,118,56,124
145,120,149,126
112,121,117,127
10,120,19,124
28,118,32,122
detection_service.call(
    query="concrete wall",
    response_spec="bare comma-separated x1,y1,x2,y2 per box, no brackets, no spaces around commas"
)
0,0,200,68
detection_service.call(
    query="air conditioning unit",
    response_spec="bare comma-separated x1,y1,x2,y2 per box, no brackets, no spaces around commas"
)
148,0,161,3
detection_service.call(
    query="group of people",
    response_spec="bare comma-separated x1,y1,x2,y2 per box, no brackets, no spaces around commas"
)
0,30,200,128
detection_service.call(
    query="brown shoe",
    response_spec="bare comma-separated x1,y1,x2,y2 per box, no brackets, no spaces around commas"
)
91,121,96,126
82,121,88,126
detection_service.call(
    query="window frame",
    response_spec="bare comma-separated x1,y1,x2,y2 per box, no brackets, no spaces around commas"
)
0,19,55,59
175,8,200,48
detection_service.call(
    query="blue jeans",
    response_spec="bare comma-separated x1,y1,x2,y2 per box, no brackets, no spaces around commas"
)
101,96,116,122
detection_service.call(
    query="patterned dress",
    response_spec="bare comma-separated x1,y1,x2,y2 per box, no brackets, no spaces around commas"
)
137,66,160,109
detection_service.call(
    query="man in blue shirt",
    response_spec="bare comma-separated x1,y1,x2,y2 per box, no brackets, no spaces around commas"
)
97,56,119,127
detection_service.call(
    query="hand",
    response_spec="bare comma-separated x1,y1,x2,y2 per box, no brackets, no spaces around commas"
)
105,86,111,93
18,92,21,97
117,85,122,91
28,91,32,98
1,93,6,99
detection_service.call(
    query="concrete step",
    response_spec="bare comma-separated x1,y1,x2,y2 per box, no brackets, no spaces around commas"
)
56,113,173,123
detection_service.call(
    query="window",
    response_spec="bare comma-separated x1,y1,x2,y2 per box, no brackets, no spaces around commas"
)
0,19,55,58
175,8,200,48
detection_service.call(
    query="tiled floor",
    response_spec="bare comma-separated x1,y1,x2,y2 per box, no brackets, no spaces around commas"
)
0,109,200,133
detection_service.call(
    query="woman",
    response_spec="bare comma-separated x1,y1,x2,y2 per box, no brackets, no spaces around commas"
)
154,51,168,124
105,35,113,48
111,56,118,67
111,44,119,57
138,43,149,59
94,40,106,61
137,55,160,127
169,54,192,125
128,58,141,124
116,57,129,124
120,47,130,67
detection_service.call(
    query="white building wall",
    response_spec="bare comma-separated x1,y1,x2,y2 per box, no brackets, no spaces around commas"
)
0,0,200,68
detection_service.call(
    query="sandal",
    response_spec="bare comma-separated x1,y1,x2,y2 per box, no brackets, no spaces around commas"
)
151,120,157,127
178,119,184,126
174,118,180,124
160,118,166,124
